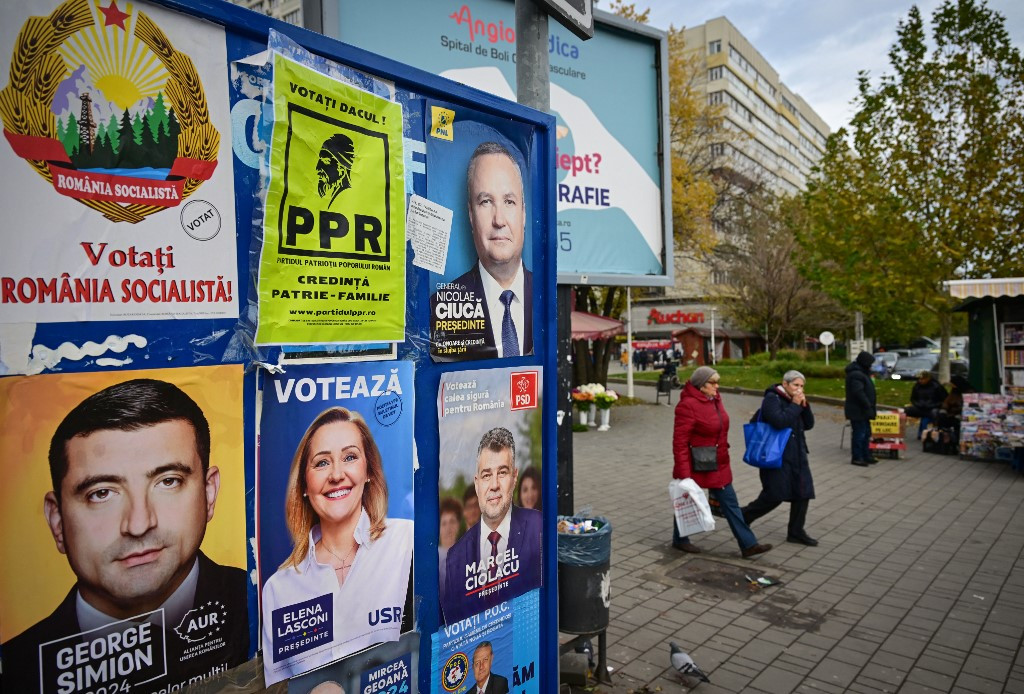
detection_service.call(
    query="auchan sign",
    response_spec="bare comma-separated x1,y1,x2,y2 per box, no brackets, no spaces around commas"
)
647,308,704,326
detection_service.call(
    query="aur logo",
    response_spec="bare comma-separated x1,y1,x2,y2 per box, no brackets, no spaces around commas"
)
0,0,219,224
174,600,228,644
441,651,469,691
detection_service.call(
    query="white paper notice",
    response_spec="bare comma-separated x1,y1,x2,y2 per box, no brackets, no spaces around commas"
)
407,194,453,274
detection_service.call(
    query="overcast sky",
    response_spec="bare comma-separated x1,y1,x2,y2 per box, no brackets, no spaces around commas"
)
638,0,1024,132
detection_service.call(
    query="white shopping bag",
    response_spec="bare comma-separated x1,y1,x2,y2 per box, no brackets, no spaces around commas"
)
669,478,716,536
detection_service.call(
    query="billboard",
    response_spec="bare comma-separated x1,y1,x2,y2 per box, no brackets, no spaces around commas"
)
329,0,671,286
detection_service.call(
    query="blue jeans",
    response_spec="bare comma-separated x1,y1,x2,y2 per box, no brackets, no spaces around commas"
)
673,482,758,551
850,419,871,461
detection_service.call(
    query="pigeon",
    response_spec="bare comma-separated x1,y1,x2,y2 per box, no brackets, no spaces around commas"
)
574,638,595,671
669,641,710,683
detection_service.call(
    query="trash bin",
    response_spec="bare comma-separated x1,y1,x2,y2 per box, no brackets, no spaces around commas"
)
557,515,612,634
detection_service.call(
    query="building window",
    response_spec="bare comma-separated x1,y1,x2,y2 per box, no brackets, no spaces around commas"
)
282,8,301,24
710,143,725,157
708,66,722,80
708,91,723,105
708,40,722,54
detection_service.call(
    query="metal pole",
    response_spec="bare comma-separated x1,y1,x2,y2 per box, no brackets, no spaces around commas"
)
626,288,634,398
515,1,571,515
710,307,716,366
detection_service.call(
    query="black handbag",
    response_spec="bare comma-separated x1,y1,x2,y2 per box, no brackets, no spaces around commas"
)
690,445,718,472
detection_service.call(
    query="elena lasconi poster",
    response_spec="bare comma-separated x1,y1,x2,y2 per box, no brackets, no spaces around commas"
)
257,361,414,684
437,366,542,626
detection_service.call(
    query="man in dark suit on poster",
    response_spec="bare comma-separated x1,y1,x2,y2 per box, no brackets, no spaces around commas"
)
431,141,533,362
0,379,248,694
441,428,541,624
468,641,509,694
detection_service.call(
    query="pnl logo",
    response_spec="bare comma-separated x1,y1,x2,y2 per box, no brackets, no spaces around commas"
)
441,651,469,692
431,106,455,141
0,0,219,223
510,370,539,411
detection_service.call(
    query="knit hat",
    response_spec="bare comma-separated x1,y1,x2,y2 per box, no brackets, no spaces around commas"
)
855,351,874,369
690,366,718,388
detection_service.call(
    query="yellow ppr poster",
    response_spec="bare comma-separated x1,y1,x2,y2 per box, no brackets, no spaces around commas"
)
256,53,405,345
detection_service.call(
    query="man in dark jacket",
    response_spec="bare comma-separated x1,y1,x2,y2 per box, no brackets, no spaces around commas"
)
845,351,878,466
905,371,947,420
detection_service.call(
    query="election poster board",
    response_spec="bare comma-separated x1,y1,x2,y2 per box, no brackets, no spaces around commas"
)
257,361,415,684
255,52,406,345
426,102,536,362
0,0,240,323
333,0,670,286
431,590,540,694
0,365,249,694
437,367,543,626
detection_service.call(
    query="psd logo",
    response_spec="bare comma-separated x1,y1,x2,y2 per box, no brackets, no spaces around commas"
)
0,0,218,223
174,600,228,644
277,103,392,261
430,106,455,140
510,370,539,411
441,652,469,691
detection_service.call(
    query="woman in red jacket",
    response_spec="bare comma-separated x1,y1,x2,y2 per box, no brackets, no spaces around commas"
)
672,366,772,558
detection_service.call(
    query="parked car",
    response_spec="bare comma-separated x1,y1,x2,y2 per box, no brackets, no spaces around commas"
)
891,354,969,382
890,354,938,380
873,352,899,376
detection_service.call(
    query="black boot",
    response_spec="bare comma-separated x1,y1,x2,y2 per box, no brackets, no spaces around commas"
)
786,500,818,546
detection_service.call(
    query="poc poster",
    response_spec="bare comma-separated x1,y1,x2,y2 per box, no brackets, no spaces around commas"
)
0,0,239,322
437,367,542,625
426,103,536,362
0,366,249,693
256,53,406,345
257,361,414,684
431,590,540,694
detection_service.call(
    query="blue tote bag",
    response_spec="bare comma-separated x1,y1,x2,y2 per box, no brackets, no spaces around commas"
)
743,409,792,469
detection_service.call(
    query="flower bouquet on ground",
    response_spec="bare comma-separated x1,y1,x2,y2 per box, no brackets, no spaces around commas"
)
594,388,618,410
571,385,596,412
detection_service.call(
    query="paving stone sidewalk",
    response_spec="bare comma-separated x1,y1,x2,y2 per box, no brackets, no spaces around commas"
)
566,383,1024,693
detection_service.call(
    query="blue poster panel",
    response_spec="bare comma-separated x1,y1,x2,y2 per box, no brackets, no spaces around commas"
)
258,362,415,684
431,590,540,694
437,367,542,626
425,100,537,362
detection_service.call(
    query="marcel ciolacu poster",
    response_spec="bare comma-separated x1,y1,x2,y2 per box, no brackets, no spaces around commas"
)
437,366,542,627
0,0,239,323
0,366,249,694
255,53,406,345
257,361,414,684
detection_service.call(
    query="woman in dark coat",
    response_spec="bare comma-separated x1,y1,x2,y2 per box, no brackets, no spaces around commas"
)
742,370,818,546
672,366,772,558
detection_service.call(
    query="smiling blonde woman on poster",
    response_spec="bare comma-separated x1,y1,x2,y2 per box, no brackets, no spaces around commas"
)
261,408,413,684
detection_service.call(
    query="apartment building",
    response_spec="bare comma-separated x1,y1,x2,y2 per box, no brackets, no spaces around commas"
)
231,0,303,26
636,17,831,361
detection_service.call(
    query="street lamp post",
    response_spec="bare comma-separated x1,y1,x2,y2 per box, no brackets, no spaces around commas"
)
710,307,717,366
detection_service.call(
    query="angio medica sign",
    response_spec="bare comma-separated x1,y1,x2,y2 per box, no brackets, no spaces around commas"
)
256,53,406,345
